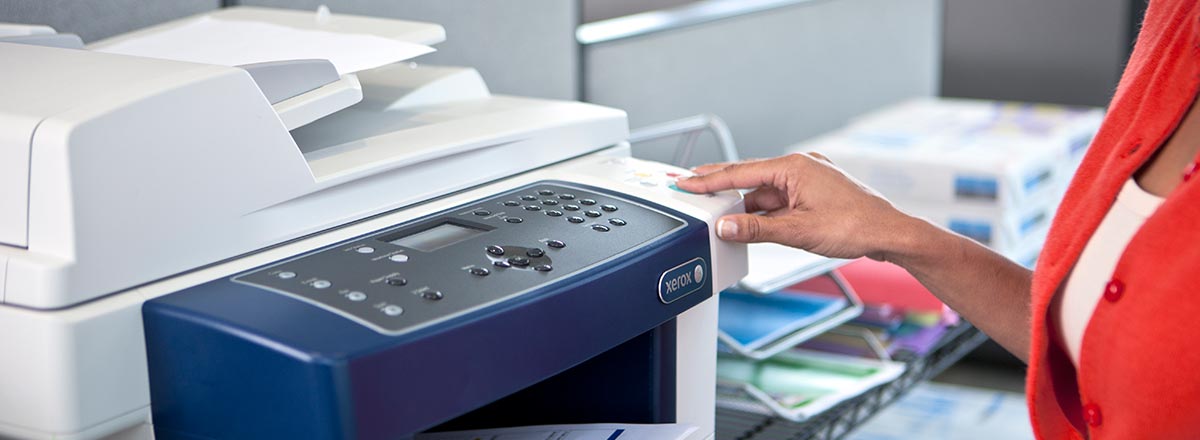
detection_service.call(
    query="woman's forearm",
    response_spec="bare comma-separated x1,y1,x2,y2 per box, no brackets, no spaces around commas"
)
882,215,1033,362
674,154,1034,362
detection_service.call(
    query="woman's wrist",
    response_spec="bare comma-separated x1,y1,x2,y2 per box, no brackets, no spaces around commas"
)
872,211,947,267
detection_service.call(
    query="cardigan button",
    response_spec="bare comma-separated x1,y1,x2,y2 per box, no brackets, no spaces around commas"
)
1104,279,1124,302
1185,162,1197,182
1083,403,1103,427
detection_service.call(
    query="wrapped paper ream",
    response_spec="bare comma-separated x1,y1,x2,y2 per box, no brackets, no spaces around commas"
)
95,16,435,76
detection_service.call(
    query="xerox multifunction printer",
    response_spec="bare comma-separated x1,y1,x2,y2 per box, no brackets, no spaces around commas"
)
0,7,747,440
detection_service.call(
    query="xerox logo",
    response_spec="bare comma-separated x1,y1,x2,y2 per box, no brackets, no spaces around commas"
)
658,257,708,304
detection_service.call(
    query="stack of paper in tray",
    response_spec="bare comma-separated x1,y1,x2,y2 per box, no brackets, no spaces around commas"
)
796,259,958,359
789,98,1105,267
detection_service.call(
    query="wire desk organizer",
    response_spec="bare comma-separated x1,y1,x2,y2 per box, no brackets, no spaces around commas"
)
715,322,988,440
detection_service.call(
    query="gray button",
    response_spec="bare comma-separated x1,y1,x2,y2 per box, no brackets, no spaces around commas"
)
277,271,297,279
346,291,367,301
383,305,404,316
312,280,332,289
388,254,410,263
356,246,375,254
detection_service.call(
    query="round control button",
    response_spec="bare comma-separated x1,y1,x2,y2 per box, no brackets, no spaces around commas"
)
559,194,576,200
503,200,519,206
564,204,580,211
505,217,524,224
546,210,563,217
580,199,597,206
609,218,627,226
585,210,602,218
312,280,332,289
568,216,585,224
494,260,512,268
346,291,367,302
524,205,542,211
542,199,559,205
509,256,531,267
277,271,297,279
383,305,404,316
473,209,491,216
388,254,410,263
601,204,618,212
534,264,553,272
356,246,375,254
538,189,555,196
487,245,505,256
547,240,566,249
469,267,490,276
521,195,537,201
421,290,444,301
592,224,611,232
527,248,545,258
386,277,408,286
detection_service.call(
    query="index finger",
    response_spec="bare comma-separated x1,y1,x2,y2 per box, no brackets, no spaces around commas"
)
675,158,782,193
690,162,733,175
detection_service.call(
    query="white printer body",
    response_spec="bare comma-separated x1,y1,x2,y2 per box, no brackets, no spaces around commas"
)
0,7,747,440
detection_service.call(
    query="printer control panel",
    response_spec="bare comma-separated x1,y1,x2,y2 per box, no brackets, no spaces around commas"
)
235,181,688,335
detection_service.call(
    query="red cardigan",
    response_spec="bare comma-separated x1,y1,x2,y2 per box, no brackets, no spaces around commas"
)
1027,1,1200,438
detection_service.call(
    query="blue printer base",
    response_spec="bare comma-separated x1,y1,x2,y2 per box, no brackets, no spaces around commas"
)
142,182,712,440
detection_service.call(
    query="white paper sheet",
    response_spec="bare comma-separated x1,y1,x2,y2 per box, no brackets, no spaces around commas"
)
736,243,848,293
414,423,698,440
96,17,435,76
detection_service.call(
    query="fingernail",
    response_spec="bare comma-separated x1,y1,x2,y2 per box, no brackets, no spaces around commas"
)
718,218,738,239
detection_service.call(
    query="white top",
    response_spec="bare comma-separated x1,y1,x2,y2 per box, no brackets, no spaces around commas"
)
1053,178,1164,367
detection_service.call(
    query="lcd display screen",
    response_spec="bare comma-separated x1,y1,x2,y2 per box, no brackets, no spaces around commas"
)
388,222,488,252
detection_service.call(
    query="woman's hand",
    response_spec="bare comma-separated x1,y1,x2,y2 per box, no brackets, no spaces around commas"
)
679,153,1034,361
674,152,917,261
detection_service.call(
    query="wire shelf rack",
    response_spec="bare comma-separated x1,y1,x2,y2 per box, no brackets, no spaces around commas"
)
715,322,989,440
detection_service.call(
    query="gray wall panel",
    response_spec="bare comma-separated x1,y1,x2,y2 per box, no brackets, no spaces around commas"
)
581,0,697,23
942,0,1132,107
584,0,941,164
235,0,580,100
0,0,219,42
